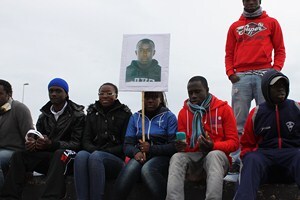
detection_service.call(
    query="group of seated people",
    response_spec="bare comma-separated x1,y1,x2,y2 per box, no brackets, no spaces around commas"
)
0,69,299,200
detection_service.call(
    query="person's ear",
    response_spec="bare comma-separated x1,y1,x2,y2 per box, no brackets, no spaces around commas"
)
158,97,162,105
135,50,138,56
153,50,156,56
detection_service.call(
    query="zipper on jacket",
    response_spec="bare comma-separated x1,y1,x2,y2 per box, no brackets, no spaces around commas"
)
275,105,282,149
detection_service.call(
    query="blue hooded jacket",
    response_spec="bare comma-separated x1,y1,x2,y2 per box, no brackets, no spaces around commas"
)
253,69,300,149
124,106,177,159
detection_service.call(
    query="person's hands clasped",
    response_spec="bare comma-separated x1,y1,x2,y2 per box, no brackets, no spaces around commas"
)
134,151,146,164
25,137,36,152
198,132,214,153
229,74,240,84
35,135,52,150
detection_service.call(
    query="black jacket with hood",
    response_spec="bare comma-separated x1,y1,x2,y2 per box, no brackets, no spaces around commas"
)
248,70,300,150
82,100,131,159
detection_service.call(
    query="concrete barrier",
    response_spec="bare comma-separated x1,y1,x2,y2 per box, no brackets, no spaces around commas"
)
22,175,299,200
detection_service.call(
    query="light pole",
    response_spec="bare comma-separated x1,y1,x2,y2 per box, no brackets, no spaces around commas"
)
22,83,29,103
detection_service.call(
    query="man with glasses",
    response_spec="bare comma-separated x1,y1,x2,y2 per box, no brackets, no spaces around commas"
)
1,78,85,200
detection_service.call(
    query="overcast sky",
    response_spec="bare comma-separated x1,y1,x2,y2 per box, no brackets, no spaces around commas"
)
1,0,299,122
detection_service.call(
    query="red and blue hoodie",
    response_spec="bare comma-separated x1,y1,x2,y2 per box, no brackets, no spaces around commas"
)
225,11,286,78
177,95,239,162
240,70,300,158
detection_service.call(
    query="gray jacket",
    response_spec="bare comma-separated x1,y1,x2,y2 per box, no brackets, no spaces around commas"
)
0,100,33,151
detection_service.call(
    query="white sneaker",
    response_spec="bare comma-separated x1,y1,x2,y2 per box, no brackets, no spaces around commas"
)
223,174,239,182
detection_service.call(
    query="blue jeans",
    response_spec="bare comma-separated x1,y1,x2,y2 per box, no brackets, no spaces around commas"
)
74,150,124,200
112,156,170,200
230,135,241,165
231,72,265,133
0,149,14,190
231,73,265,164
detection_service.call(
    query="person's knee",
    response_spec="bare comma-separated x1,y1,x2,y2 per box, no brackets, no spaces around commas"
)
242,152,264,166
89,151,108,164
53,149,74,166
141,159,157,178
141,166,149,181
75,151,90,163
205,151,228,173
53,149,65,157
206,150,226,162
9,151,24,164
291,151,300,171
170,152,185,165
293,151,300,162
126,159,141,170
141,162,150,174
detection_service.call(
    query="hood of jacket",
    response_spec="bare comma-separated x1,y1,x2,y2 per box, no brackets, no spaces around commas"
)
181,94,228,138
86,99,130,115
138,106,169,117
261,69,289,105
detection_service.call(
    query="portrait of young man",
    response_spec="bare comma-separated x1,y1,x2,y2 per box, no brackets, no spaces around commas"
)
125,38,161,83
119,34,170,92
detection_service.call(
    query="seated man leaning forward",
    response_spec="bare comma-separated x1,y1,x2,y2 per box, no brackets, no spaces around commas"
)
234,69,300,200
0,79,33,191
0,78,85,200
166,76,239,200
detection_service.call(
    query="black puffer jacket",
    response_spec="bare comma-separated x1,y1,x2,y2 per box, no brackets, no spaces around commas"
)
36,100,85,152
82,100,131,159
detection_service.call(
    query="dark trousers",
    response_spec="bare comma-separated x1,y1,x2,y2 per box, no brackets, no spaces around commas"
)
234,148,300,200
0,149,67,200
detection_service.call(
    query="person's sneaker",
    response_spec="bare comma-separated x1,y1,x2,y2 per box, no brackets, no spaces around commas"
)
224,162,240,182
223,174,239,182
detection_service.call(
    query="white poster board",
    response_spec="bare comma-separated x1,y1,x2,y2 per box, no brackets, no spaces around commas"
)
119,34,170,92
